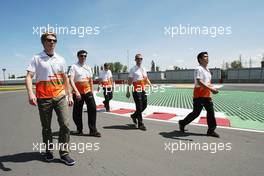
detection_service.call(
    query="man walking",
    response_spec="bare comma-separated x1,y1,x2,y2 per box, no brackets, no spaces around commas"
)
179,52,220,138
25,32,75,165
98,63,114,112
69,50,101,137
126,54,152,131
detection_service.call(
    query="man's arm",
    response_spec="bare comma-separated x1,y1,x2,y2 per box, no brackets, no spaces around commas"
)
69,75,81,100
197,79,218,94
63,73,74,106
97,78,102,91
126,77,133,98
90,78,94,93
146,77,152,87
110,77,114,90
25,71,37,106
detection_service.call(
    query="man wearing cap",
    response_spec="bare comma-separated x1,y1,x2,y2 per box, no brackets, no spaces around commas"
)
25,32,75,166
98,63,114,112
179,52,220,138
126,54,152,131
69,50,101,137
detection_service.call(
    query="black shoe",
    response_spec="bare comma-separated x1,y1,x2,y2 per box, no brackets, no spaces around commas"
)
44,152,54,162
179,120,185,132
138,124,147,131
89,131,101,137
130,114,137,125
207,131,220,138
60,154,76,166
70,130,83,135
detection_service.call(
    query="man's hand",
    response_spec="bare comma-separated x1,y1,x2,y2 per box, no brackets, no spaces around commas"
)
126,91,130,98
75,92,82,101
28,92,37,106
211,88,219,94
68,96,74,106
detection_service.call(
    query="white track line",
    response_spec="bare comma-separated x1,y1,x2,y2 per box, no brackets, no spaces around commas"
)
93,93,264,134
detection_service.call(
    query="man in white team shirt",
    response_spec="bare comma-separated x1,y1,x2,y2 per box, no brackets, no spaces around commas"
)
126,54,152,131
25,32,75,166
69,50,101,137
98,63,114,111
179,52,220,138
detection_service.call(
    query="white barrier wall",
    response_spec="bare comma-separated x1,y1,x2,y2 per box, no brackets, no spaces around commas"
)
147,72,165,80
227,68,264,80
118,73,129,80
165,68,221,81
112,73,119,80
2,68,263,85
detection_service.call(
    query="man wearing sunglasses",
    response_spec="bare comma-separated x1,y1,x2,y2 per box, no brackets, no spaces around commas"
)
69,50,101,137
126,54,152,131
25,32,75,166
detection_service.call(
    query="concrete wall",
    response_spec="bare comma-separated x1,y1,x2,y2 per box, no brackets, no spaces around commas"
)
2,68,264,85
147,72,165,81
226,68,264,83
164,68,221,83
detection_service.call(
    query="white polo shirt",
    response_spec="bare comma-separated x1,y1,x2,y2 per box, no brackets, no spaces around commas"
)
26,51,67,98
99,70,112,82
193,65,212,98
129,65,148,92
68,63,93,94
128,65,147,82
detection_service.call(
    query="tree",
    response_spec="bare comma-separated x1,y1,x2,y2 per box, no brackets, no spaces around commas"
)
225,62,230,69
93,65,97,74
151,60,155,72
9,74,15,79
96,66,100,75
17,76,26,78
114,62,123,73
173,66,180,70
122,65,128,73
101,62,128,73
109,63,114,72
231,60,243,69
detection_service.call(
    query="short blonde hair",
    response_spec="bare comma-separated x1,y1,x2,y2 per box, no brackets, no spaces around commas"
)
41,32,57,44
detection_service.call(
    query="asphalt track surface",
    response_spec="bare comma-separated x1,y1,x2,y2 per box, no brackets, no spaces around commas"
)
221,83,264,92
0,91,263,176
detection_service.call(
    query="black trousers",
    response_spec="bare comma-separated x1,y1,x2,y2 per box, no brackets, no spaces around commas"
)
73,92,97,133
132,91,147,125
181,97,217,132
103,87,113,111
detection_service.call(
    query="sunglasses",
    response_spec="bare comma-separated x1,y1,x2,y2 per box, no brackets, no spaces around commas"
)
136,57,143,60
80,54,87,58
46,39,57,43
